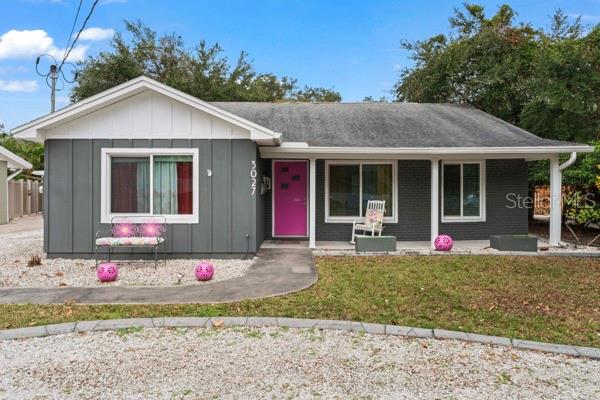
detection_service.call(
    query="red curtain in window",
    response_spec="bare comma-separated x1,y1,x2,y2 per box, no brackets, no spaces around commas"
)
111,163,138,212
176,162,193,214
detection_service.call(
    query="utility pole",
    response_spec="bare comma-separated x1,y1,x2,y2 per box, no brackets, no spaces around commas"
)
35,55,76,114
49,64,58,113
35,0,98,113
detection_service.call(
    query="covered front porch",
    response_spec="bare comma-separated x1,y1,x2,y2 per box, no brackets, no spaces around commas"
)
260,236,595,255
262,152,576,250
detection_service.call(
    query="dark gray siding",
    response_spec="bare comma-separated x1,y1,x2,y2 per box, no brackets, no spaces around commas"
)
255,149,265,245
262,159,273,240
311,159,528,241
45,138,259,258
440,159,529,239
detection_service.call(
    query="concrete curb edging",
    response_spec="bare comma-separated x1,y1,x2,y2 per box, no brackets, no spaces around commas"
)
1,317,598,360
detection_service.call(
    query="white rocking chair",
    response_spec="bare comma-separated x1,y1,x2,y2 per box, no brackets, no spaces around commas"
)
351,200,386,244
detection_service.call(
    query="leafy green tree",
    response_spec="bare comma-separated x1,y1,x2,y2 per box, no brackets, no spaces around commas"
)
362,96,390,103
520,12,600,144
395,4,600,144
290,86,341,102
72,21,341,103
0,124,44,171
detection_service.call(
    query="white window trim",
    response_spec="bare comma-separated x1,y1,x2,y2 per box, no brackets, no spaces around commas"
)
100,148,199,224
324,160,398,223
441,160,486,223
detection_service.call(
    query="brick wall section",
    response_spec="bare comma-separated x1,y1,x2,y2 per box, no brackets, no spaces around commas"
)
440,159,529,239
262,158,528,242
395,160,431,240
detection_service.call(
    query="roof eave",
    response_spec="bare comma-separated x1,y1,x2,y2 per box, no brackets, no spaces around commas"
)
259,144,595,159
11,76,280,145
0,146,33,170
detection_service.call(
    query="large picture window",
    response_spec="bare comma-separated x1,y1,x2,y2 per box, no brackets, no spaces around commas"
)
101,148,199,223
325,161,397,223
442,161,485,222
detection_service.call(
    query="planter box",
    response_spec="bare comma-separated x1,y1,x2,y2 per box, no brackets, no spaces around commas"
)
355,236,397,253
490,235,538,252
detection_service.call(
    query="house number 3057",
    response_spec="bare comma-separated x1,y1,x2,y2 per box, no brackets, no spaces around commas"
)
250,161,257,196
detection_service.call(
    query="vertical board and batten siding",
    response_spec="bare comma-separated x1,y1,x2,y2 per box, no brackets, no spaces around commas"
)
262,160,273,240
44,138,258,258
255,149,265,246
262,159,528,241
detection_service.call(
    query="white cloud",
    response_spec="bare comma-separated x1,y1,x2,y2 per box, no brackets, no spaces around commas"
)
568,13,600,22
0,80,38,92
0,66,28,74
0,29,87,62
48,45,88,62
0,30,53,59
78,27,115,41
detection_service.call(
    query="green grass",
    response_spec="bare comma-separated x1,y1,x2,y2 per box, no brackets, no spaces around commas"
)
1,255,599,347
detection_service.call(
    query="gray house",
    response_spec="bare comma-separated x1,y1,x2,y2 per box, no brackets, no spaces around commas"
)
12,76,593,258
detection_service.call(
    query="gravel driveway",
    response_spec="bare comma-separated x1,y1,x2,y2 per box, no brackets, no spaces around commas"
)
1,327,598,399
0,215,252,287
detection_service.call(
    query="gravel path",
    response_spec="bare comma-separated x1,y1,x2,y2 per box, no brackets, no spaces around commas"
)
1,327,598,399
0,216,252,287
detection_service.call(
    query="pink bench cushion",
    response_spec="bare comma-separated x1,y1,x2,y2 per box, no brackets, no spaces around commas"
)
96,237,165,246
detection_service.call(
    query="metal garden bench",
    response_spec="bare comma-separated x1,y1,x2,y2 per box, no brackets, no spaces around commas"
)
95,216,166,268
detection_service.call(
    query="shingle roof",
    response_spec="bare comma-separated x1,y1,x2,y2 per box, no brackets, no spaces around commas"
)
211,102,575,148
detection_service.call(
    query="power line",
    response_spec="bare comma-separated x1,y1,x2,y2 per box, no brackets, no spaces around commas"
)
62,0,84,59
58,0,99,71
36,0,100,113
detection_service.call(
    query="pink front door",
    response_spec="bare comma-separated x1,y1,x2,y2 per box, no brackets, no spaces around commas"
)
273,161,308,237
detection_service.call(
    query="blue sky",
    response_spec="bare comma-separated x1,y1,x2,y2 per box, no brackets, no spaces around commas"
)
1,0,599,130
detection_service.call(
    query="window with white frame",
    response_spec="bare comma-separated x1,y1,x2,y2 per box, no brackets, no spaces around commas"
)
101,148,199,223
325,161,397,223
442,161,485,222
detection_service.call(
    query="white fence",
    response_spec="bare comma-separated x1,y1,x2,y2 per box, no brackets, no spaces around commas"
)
8,180,42,220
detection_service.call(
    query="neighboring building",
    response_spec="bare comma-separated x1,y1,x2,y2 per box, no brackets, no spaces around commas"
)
0,145,33,224
11,76,593,258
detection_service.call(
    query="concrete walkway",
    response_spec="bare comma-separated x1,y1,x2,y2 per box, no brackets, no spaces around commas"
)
0,248,316,304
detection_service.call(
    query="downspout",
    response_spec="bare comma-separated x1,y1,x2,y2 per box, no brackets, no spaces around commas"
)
559,152,577,171
549,152,577,247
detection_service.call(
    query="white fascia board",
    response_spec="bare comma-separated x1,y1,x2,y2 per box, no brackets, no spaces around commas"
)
11,76,279,144
11,77,148,136
259,144,595,159
0,146,32,169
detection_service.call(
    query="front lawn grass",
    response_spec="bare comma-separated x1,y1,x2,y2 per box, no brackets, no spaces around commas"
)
1,255,599,347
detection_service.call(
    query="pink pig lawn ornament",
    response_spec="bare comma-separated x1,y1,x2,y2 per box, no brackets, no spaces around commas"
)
97,262,119,282
195,261,215,281
434,234,453,251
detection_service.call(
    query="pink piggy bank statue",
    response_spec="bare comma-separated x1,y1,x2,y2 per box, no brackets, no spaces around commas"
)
434,234,453,251
195,261,215,281
97,262,119,282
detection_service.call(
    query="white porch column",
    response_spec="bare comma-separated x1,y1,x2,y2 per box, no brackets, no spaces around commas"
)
549,155,562,246
430,159,439,249
309,158,317,249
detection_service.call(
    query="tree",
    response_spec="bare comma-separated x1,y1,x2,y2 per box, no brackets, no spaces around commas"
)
395,4,600,144
0,124,44,171
290,86,341,102
362,96,390,103
72,21,341,103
